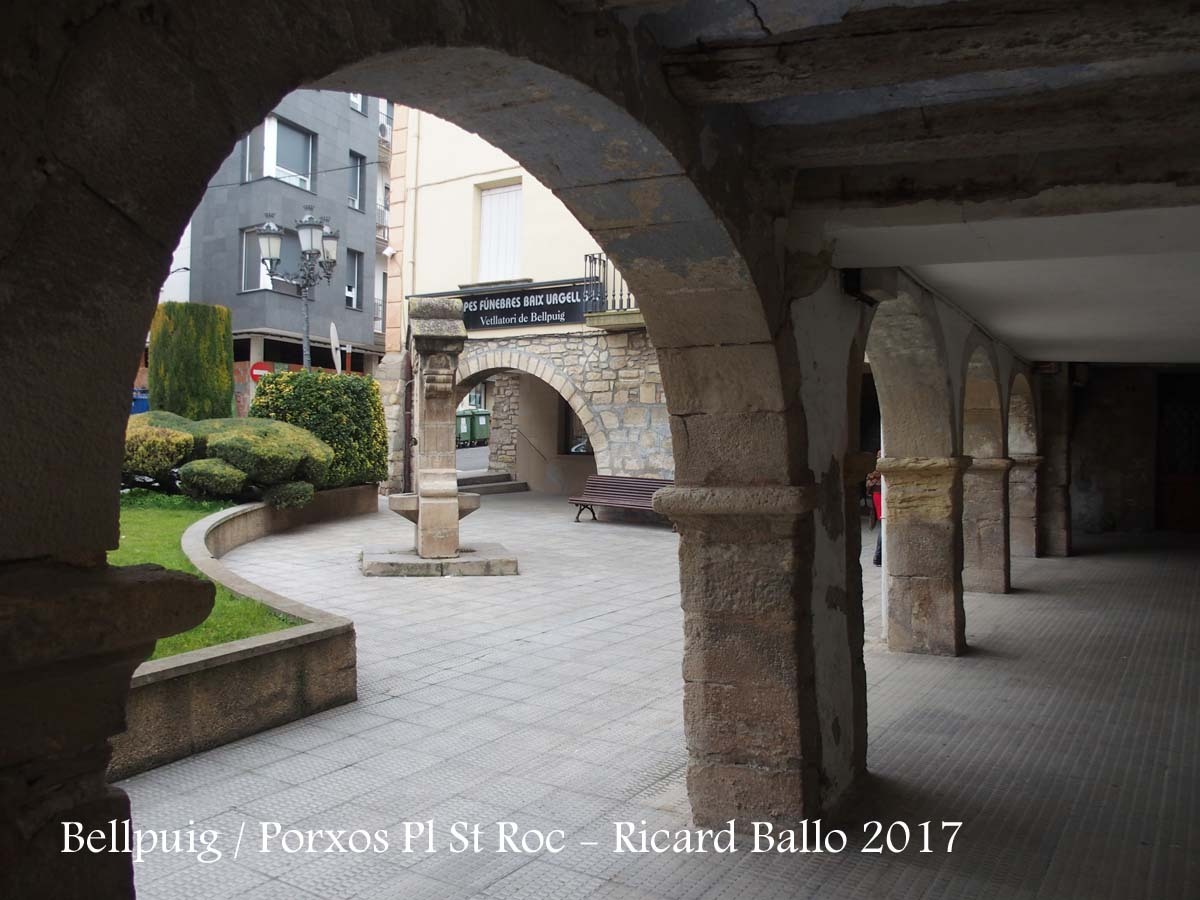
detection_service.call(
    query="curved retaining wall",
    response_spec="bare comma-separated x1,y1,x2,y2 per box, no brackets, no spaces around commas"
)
107,485,375,780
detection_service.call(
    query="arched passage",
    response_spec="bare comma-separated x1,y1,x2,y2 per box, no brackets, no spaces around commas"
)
862,275,966,655
456,349,609,490
1008,371,1041,557
1,4,866,879
960,339,1011,593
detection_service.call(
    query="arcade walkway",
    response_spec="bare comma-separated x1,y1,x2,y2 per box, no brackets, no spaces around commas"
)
120,494,1197,899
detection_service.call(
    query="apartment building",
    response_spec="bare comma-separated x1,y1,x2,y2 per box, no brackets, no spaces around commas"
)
160,89,396,414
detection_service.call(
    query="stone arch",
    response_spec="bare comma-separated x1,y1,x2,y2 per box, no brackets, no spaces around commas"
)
1007,370,1041,557
455,348,612,476
961,334,1006,460
2,2,860,856
959,334,1011,593
1008,370,1039,455
861,273,965,654
864,286,958,458
4,3,793,561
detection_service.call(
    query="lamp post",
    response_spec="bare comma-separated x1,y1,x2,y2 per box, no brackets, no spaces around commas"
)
256,207,340,371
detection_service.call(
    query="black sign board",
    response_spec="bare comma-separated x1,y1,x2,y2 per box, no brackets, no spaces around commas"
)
461,281,589,330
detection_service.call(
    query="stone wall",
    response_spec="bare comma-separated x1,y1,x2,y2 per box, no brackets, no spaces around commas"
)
1071,366,1157,533
458,329,673,480
487,372,520,474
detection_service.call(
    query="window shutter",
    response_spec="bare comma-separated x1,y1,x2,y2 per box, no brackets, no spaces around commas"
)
478,184,522,282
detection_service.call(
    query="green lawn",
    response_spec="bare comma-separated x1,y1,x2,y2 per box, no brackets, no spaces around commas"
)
109,490,295,660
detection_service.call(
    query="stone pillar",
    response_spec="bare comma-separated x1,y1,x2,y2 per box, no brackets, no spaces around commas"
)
409,299,467,559
877,457,967,656
654,483,863,825
374,351,409,493
486,372,520,475
961,457,1012,593
1009,455,1042,557
1038,368,1073,557
0,563,211,900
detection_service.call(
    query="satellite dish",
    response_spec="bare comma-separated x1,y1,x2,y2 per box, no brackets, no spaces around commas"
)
330,322,342,374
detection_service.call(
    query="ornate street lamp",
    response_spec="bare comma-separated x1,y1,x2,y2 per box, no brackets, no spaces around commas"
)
256,206,340,371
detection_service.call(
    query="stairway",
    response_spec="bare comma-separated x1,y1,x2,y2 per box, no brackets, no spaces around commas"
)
457,472,530,495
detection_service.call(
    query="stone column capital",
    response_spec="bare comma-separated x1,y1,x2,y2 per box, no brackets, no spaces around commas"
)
653,484,816,539
1010,453,1043,469
876,455,970,477
966,456,1014,474
653,484,816,519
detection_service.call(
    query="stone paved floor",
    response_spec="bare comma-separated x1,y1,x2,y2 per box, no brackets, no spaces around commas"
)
120,494,1196,899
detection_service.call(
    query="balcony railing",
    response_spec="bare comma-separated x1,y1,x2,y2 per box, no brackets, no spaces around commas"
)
583,252,637,314
375,204,389,243
373,296,385,334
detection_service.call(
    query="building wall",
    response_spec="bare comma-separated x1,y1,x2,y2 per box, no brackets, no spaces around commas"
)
186,90,386,354
459,331,672,481
486,372,520,473
514,374,597,495
1071,366,1157,533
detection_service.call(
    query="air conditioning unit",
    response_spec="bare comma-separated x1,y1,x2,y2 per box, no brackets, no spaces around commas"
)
378,122,391,145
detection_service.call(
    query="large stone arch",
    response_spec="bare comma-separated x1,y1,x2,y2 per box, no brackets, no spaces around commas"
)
860,270,966,655
960,335,1012,593
455,347,613,476
1008,370,1041,557
1,3,864,877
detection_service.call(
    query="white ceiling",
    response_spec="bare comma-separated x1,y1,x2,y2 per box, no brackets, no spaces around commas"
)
829,206,1200,363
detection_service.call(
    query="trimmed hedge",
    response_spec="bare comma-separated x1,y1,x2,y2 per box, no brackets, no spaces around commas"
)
148,302,234,420
263,480,315,510
179,458,247,498
123,412,334,508
250,371,387,487
123,422,194,479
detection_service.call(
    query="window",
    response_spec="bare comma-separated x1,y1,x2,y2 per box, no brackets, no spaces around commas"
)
266,117,314,190
349,92,364,113
241,227,300,293
374,257,387,333
348,152,365,209
345,249,363,310
561,399,593,455
477,183,521,282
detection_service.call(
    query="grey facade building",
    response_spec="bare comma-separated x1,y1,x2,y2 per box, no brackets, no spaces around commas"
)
165,89,393,409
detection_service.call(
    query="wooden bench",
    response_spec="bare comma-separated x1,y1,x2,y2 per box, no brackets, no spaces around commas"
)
569,475,674,522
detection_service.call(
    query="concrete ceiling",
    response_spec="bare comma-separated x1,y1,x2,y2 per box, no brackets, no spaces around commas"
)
829,206,1200,364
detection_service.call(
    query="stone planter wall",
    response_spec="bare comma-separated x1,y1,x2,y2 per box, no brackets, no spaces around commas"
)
107,485,373,780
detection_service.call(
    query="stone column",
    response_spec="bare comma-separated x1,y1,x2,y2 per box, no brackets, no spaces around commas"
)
655,483,863,825
962,457,1012,593
486,372,520,475
1009,455,1042,557
877,456,967,656
0,563,211,900
1038,368,1073,556
409,299,467,559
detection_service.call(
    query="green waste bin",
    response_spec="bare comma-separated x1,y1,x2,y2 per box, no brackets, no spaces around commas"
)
456,409,473,446
470,409,491,444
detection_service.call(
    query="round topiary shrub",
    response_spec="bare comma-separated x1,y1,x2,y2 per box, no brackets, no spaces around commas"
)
263,480,315,509
123,422,194,480
179,458,247,498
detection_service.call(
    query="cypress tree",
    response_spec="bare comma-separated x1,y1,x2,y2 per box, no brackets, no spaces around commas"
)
148,302,234,420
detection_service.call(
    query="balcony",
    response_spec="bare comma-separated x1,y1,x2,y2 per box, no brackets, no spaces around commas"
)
583,252,643,331
375,204,389,246
373,296,385,335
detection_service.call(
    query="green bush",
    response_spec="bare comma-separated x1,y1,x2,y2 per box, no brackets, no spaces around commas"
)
148,302,234,420
123,422,194,479
179,458,247,498
263,480,315,509
205,418,333,486
250,371,387,487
